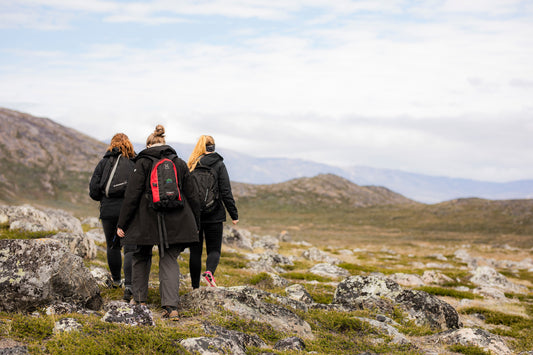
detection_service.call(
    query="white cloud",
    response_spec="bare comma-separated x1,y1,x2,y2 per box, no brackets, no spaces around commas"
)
1,0,533,181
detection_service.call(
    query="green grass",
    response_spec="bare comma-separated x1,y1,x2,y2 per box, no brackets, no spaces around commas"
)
0,223,55,240
448,344,491,355
414,286,479,299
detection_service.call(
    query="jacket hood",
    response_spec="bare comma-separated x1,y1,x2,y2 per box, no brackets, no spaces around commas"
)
103,147,121,158
136,145,178,161
200,152,224,166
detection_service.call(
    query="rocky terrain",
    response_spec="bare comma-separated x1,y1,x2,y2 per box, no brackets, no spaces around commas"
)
1,205,532,354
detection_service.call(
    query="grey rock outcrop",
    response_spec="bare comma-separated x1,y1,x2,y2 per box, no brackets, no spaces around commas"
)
53,318,82,333
273,336,305,351
223,227,253,250
285,284,314,304
0,205,82,233
428,328,512,354
50,232,97,259
179,286,313,339
302,247,342,265
180,337,245,355
90,267,113,288
309,263,350,279
0,239,102,312
245,252,294,273
470,266,528,294
203,323,268,350
101,301,155,326
333,275,461,330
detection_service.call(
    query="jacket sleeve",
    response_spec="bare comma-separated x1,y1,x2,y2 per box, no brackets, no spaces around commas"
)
178,158,200,228
117,159,147,231
217,162,239,221
89,159,106,201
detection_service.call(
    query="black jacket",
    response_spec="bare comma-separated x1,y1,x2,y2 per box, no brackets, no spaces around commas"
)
196,152,238,224
89,148,133,219
117,145,200,246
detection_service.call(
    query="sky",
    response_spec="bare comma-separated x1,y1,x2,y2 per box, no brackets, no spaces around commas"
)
1,0,533,182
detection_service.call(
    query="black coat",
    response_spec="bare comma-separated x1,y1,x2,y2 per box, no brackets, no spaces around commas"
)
89,148,133,219
196,152,238,224
117,145,200,246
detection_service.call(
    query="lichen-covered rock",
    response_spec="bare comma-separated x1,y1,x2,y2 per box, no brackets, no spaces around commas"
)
203,323,267,349
273,336,305,351
53,318,82,333
245,252,294,273
333,275,461,330
429,328,512,354
388,273,424,287
309,263,350,279
179,286,313,339
0,205,82,233
470,266,528,294
357,317,410,345
180,336,245,355
85,228,105,243
0,339,29,354
285,284,314,304
0,239,102,312
252,235,279,251
102,301,154,326
302,247,342,265
421,270,454,285
50,232,97,259
90,267,113,288
223,227,253,250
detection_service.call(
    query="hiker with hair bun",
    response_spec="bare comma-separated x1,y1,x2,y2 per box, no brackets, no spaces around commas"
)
117,125,200,320
187,135,239,289
89,133,136,302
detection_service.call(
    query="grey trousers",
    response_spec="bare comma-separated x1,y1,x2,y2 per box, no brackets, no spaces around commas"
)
131,244,181,307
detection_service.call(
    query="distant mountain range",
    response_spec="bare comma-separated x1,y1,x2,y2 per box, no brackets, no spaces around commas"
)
135,142,533,203
1,106,531,211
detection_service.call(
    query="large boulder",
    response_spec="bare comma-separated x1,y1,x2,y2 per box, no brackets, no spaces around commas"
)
179,286,313,339
428,328,512,355
302,247,342,265
50,232,97,259
333,275,461,330
470,266,528,294
223,227,253,250
0,205,82,233
0,239,102,312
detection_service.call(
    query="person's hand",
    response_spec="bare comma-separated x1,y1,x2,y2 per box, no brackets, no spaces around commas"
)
232,220,239,225
117,228,125,238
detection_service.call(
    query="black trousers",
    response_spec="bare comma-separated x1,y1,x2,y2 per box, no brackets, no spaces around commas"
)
101,217,135,286
189,222,223,288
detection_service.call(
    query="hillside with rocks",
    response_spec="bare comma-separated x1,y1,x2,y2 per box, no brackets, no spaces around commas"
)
232,173,416,208
1,204,532,354
0,108,105,212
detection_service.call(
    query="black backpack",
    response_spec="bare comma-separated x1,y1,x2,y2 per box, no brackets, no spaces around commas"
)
190,160,219,213
102,155,134,198
146,155,184,211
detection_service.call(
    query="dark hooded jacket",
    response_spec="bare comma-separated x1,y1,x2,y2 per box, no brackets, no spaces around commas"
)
89,147,134,219
117,145,200,246
196,152,238,224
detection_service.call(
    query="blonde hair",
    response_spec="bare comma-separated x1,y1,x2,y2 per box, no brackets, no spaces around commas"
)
187,135,215,171
107,133,135,158
146,124,166,147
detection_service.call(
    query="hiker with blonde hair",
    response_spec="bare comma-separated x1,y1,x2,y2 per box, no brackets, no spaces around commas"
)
187,135,239,288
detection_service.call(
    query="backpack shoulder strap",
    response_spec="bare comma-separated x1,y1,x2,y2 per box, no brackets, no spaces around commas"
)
104,155,121,198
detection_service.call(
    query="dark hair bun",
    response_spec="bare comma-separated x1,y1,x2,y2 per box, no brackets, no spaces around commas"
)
154,125,165,137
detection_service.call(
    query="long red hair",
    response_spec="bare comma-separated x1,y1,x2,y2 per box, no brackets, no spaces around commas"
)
107,133,135,158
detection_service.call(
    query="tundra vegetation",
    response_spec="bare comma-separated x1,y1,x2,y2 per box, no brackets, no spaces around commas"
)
1,181,532,354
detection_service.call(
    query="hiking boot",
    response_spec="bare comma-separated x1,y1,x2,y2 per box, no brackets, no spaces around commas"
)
123,287,133,302
202,271,217,287
161,306,179,320
112,280,124,289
